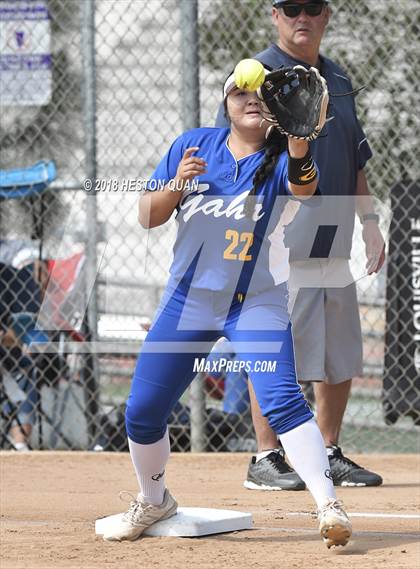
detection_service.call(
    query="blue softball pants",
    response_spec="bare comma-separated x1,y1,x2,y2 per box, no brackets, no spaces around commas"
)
126,281,313,444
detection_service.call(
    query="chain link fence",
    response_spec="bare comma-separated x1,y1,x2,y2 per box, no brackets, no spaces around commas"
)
0,0,418,453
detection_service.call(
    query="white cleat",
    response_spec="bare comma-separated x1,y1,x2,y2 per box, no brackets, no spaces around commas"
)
103,489,178,542
318,498,352,549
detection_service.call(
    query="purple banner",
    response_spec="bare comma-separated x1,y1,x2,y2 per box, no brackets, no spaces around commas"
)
0,53,52,71
0,4,49,21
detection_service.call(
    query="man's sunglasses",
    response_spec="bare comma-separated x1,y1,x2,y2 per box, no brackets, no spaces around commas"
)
277,3,326,18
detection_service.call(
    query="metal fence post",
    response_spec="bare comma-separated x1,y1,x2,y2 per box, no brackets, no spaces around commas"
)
81,0,98,339
181,0,200,129
81,0,99,447
181,0,205,452
190,373,207,453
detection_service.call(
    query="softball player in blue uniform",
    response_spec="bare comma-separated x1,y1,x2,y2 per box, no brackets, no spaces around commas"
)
103,70,352,548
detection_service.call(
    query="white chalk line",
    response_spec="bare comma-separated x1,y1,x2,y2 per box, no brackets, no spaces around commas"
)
287,511,420,520
351,513,420,520
253,527,420,539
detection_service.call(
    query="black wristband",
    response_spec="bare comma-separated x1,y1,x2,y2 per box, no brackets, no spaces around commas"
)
288,148,317,186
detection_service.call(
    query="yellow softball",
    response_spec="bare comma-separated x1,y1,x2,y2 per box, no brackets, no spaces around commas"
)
234,59,266,91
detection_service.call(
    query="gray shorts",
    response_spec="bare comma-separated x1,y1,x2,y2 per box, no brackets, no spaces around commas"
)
288,259,363,384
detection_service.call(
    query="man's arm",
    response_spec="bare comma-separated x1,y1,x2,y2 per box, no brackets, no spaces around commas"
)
355,169,385,274
355,168,377,217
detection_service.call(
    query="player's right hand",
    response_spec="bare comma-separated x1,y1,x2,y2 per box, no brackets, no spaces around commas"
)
174,147,207,187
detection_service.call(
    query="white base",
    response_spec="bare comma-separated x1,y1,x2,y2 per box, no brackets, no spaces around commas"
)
95,507,253,537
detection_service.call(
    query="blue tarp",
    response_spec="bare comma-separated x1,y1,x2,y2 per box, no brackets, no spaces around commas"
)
0,161,56,199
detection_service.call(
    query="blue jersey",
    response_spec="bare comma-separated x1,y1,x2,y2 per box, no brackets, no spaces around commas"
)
216,46,373,260
147,127,305,294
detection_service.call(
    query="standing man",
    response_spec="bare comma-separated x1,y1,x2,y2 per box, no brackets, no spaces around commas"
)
216,0,385,490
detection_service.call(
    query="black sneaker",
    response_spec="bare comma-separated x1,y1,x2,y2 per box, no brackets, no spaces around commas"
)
244,449,306,491
328,445,383,487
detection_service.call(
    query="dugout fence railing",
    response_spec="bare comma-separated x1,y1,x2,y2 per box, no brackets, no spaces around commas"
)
0,0,418,453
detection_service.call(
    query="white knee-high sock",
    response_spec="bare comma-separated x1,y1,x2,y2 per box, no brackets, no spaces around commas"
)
128,430,170,505
279,418,336,509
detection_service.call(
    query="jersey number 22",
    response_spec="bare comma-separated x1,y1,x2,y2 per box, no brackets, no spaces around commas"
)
223,230,253,261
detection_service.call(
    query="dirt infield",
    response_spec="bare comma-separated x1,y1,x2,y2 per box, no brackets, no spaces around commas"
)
1,452,419,569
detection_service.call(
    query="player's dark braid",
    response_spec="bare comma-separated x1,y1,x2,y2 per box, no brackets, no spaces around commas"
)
252,128,287,193
244,127,287,217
